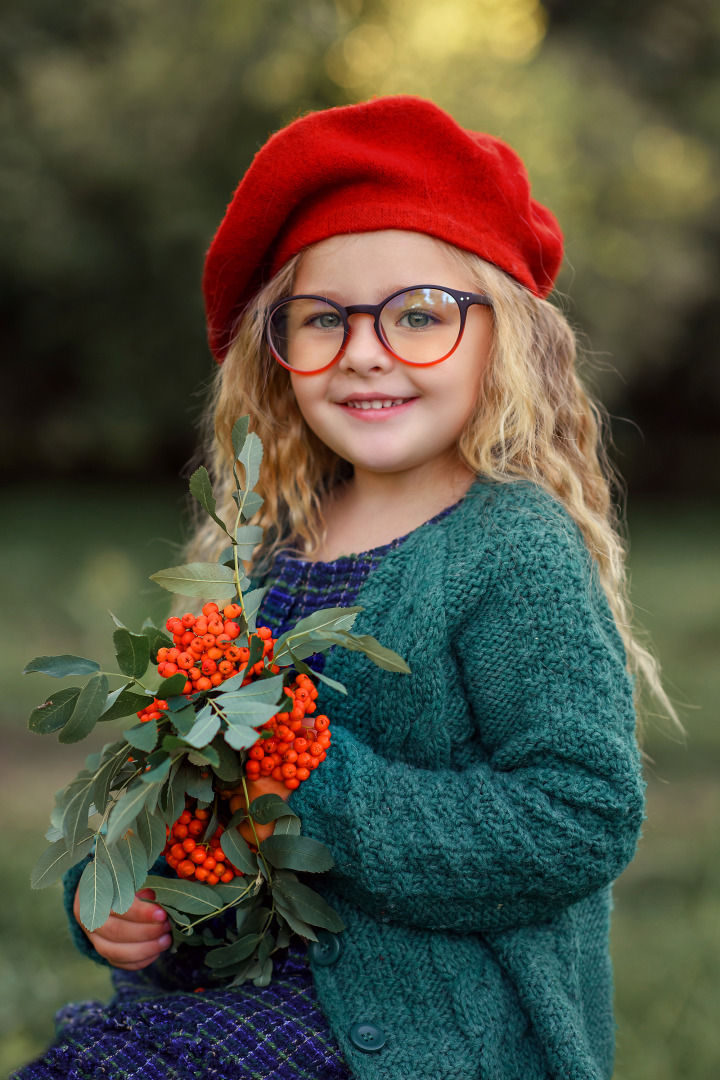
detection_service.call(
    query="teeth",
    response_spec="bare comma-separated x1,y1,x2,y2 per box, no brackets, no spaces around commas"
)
345,399,408,409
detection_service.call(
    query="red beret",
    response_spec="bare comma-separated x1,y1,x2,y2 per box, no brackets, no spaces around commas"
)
203,95,563,361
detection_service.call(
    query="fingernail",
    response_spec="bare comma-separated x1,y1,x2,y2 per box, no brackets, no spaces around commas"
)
152,908,167,922
158,934,172,948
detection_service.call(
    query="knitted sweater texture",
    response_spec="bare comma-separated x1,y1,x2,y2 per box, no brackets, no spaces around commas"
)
287,479,645,1080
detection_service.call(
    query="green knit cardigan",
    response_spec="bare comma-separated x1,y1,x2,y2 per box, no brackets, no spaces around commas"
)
288,479,645,1080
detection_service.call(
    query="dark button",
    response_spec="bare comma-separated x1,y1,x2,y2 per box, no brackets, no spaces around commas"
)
307,931,341,967
349,1022,386,1053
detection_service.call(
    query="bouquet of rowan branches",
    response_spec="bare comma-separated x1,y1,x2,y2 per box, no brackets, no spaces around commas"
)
24,416,409,988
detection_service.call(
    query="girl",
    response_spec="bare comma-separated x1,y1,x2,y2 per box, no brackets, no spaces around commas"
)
18,95,667,1080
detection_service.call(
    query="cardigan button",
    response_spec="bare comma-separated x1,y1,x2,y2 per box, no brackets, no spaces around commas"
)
349,1022,386,1053
307,931,341,967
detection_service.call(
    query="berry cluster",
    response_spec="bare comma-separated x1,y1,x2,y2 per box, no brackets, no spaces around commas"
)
246,673,331,791
162,602,278,696
162,806,240,884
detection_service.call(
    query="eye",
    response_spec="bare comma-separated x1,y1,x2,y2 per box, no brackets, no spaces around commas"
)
306,310,343,330
397,307,440,330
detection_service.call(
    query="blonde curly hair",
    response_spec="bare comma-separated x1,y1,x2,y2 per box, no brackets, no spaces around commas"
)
186,240,681,743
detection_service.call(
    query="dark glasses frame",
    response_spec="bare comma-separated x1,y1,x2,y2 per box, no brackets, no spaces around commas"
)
265,284,493,375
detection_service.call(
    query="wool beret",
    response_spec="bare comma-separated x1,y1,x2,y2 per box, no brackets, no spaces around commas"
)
203,95,563,361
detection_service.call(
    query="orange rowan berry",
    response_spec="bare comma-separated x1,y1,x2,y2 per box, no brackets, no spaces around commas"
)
179,810,192,824
202,602,220,616
172,823,189,839
257,626,272,640
201,658,217,675
161,662,179,676
196,677,212,691
225,646,242,662
189,639,205,655
218,660,234,676
296,752,311,768
224,603,242,619
203,856,217,872
304,701,316,714
210,673,223,687
319,751,327,761
177,860,195,878
289,706,304,721
293,737,308,754
309,743,323,758
181,613,196,628
212,847,225,862
220,869,235,883
171,843,186,860
314,715,330,731
194,808,210,820
281,763,297,779
295,767,310,781
207,646,223,660
201,633,216,648
191,847,207,864
206,872,220,885
194,866,209,881
225,621,241,639
156,700,168,711
181,631,195,647
248,745,265,761
188,667,201,682
157,647,168,663
263,739,278,754
238,647,250,662
166,617,184,635
215,634,232,649
260,758,275,776
284,777,300,791
182,838,196,854
177,653,193,669
283,749,298,764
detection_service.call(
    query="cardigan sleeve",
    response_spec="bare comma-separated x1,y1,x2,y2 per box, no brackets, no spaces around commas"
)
289,503,646,934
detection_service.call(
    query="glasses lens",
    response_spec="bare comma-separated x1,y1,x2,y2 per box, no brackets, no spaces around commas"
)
268,298,345,372
379,289,461,364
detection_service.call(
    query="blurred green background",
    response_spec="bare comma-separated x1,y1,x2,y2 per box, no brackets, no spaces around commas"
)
2,0,718,1076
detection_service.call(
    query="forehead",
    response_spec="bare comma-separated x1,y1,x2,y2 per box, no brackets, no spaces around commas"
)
293,230,473,300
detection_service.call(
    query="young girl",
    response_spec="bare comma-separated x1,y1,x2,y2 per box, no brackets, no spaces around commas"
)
17,95,666,1080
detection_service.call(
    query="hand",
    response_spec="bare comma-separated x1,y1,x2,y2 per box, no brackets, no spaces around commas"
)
234,776,291,846
73,886,173,970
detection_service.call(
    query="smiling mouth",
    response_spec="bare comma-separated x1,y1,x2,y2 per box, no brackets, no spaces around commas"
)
341,398,415,410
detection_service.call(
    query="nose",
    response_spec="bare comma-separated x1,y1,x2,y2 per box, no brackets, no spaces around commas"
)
337,313,395,375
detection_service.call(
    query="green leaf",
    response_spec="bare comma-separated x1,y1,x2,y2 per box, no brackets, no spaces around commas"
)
274,814,301,837
99,685,150,723
210,737,245,783
23,655,101,678
30,830,94,889
314,630,411,673
189,465,232,537
28,687,82,734
233,525,264,561
157,673,188,698
123,719,158,753
206,933,260,969
113,629,150,680
119,831,149,890
92,741,131,815
223,713,271,751
78,857,114,932
150,562,235,600
135,805,166,865
260,834,334,873
160,761,187,827
184,766,214,804
242,586,268,632
167,704,198,737
290,651,348,696
272,606,362,662
232,489,264,521
182,706,221,748
248,794,299,826
215,671,285,701
273,896,319,941
230,415,250,461
95,837,136,915
59,772,96,848
143,875,224,915
106,780,162,846
140,752,172,785
220,826,260,875
187,746,221,769
238,431,263,491
274,875,345,932
58,674,109,744
142,625,173,662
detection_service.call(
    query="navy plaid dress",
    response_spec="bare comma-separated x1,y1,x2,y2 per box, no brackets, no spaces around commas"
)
14,540,413,1080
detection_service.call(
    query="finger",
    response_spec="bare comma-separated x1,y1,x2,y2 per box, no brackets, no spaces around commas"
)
94,933,172,968
92,913,171,945
116,893,168,925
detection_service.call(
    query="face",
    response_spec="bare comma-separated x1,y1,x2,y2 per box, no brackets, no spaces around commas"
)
287,231,493,482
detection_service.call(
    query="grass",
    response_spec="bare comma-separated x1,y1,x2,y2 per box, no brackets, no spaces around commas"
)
1,485,718,1077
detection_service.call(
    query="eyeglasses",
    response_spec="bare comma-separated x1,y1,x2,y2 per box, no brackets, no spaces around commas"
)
265,285,493,374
